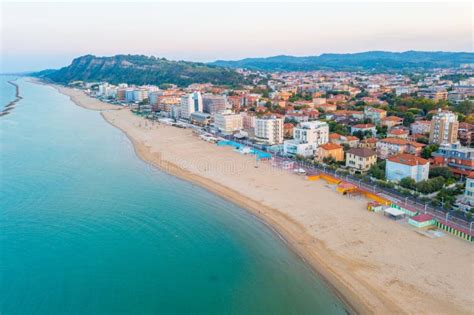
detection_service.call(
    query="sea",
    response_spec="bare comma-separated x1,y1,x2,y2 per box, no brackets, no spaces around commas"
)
0,77,348,314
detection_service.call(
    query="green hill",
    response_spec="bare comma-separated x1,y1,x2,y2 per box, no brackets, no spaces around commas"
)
36,54,248,87
211,51,474,72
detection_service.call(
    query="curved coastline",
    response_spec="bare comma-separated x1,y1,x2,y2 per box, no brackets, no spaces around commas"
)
1,79,23,117
44,80,474,315
48,82,368,314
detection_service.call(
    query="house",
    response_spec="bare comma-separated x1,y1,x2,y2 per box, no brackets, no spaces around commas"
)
406,141,426,156
410,120,431,135
345,148,377,173
342,136,360,148
381,116,403,129
351,124,377,137
387,128,409,139
359,137,377,149
364,106,387,124
330,133,359,148
376,138,409,159
316,143,344,162
432,143,474,177
317,103,337,112
386,154,430,182
329,133,343,143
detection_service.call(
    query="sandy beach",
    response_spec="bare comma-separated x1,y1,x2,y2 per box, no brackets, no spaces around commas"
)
55,85,474,314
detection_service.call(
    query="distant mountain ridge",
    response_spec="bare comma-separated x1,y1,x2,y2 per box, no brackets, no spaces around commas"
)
210,51,474,72
35,54,248,87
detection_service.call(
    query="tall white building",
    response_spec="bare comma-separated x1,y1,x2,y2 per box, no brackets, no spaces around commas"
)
214,110,243,134
133,89,148,102
180,91,203,119
284,121,329,157
429,110,459,145
255,116,284,145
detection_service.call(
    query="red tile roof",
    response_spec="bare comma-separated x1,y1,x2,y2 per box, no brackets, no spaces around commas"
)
380,137,409,145
388,129,409,135
353,124,375,129
410,214,434,222
320,143,343,151
387,153,429,166
383,116,403,122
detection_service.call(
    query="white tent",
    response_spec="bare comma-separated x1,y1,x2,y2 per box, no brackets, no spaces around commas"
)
384,207,405,219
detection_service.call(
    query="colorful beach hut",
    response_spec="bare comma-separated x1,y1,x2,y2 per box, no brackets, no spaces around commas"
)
408,214,436,228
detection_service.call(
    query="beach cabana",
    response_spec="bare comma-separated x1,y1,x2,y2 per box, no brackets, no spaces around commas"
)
367,201,384,212
390,203,418,217
408,214,436,228
383,207,405,220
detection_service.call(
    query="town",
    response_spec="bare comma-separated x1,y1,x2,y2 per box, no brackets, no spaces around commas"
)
72,65,473,239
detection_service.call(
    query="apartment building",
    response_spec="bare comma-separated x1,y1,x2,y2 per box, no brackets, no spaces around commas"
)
214,110,243,134
283,121,329,157
180,91,203,119
255,116,284,145
386,154,430,183
432,143,474,177
429,110,459,145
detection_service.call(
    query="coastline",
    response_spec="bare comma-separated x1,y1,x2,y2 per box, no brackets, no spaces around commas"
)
1,78,23,117
104,113,367,315
50,82,474,314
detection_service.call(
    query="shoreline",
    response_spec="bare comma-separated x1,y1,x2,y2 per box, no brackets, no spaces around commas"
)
48,81,474,315
102,111,366,315
1,78,23,117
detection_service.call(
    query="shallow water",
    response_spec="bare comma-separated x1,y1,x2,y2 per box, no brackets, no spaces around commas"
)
0,78,347,314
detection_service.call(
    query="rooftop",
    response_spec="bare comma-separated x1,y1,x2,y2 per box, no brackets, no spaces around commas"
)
380,137,409,145
382,116,404,122
347,148,377,158
387,153,429,166
319,143,343,151
410,213,434,223
353,123,375,129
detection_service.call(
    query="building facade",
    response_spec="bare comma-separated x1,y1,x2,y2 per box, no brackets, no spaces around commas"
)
255,116,284,145
432,144,474,177
180,91,203,119
214,110,243,134
345,148,377,173
386,154,430,183
429,110,459,145
316,143,344,162
202,94,227,114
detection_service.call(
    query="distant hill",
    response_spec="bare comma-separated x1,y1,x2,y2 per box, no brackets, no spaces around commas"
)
35,55,248,87
211,51,474,72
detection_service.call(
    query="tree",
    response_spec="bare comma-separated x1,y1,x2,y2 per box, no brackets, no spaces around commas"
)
455,100,474,116
415,177,445,194
368,163,385,180
400,177,416,190
323,156,336,165
421,144,439,159
429,167,453,180
416,137,429,144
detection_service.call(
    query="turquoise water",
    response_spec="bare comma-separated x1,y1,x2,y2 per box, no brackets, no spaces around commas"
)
0,76,17,111
0,78,347,314
217,140,272,160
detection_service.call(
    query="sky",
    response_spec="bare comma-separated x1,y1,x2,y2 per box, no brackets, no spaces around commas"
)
1,1,472,72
